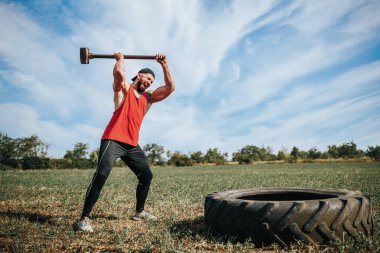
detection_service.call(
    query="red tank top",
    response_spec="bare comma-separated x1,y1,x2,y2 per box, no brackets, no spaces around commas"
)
101,86,149,146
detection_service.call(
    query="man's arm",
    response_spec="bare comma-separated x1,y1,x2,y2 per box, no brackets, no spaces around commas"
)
150,54,175,103
113,52,129,110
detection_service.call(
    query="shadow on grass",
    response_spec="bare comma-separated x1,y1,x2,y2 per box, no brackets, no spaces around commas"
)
0,210,55,225
92,214,119,220
170,216,205,238
169,216,210,240
169,216,254,245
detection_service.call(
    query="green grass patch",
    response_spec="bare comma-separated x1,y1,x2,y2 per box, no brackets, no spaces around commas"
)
0,163,379,252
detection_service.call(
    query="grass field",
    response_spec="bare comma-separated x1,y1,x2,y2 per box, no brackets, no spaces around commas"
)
0,162,379,252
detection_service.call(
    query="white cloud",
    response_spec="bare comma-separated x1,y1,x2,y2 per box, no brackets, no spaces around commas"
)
208,62,380,155
343,0,380,35
0,3,67,75
0,0,379,158
140,99,220,153
66,0,277,96
282,0,363,34
216,0,380,116
0,103,103,157
251,61,380,124
215,92,380,155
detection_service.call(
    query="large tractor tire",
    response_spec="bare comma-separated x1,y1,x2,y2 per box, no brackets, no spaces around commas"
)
204,188,374,247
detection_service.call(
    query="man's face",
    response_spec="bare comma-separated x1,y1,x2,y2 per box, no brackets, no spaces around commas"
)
137,73,154,92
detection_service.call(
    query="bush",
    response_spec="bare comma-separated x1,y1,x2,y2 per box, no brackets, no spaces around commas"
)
232,145,262,164
49,158,93,169
190,151,205,164
204,148,228,164
233,145,277,164
338,141,362,158
143,143,166,166
0,158,20,168
307,147,323,159
277,150,288,161
168,152,193,166
71,158,93,169
0,164,16,171
49,158,72,169
22,156,50,170
114,159,125,167
366,146,380,161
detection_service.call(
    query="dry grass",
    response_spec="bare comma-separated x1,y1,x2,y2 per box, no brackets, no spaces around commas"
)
0,162,379,252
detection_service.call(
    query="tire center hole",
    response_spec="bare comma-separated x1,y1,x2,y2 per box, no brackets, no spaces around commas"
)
237,192,339,201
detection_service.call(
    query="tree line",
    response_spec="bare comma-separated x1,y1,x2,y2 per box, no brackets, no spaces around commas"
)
0,132,379,170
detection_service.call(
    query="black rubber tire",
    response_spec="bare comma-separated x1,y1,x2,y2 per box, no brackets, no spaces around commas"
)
204,187,374,246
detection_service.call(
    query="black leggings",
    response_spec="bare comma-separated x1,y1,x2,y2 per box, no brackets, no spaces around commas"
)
81,139,153,218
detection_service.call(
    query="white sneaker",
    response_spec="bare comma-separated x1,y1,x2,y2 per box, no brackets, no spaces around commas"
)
75,217,94,232
132,211,157,221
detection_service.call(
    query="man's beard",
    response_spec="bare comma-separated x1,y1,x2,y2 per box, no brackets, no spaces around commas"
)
137,80,145,93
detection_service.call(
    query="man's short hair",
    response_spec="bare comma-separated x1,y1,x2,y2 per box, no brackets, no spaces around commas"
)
131,68,155,81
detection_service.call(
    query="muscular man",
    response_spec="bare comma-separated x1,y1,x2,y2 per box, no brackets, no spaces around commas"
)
76,52,175,232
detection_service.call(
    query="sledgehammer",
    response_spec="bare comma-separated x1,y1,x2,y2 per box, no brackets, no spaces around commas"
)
80,47,156,64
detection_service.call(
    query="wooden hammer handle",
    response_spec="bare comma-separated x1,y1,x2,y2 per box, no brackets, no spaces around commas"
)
90,54,156,60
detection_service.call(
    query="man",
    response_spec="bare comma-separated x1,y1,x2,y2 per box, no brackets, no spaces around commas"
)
75,52,175,232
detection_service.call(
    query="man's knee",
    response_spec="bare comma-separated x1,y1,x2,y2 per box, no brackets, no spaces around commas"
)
91,171,108,189
138,168,153,185
93,162,113,185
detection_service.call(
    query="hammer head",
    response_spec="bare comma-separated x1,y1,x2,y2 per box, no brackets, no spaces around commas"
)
80,47,90,64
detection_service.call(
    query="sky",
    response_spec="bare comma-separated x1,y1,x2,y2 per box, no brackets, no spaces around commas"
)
0,0,379,158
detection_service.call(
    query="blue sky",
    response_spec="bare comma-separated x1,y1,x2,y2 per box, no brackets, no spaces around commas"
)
0,0,379,158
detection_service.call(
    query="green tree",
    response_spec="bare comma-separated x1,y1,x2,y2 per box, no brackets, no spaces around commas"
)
16,135,49,158
168,151,193,166
0,133,18,167
366,146,380,161
204,148,228,165
114,158,126,167
290,147,300,159
289,146,309,161
63,142,91,169
307,147,322,159
89,149,99,166
338,141,362,158
277,147,288,161
327,145,340,158
64,142,89,159
232,145,261,164
190,151,205,163
143,143,165,165
258,146,277,161
290,146,300,160
0,133,49,168
64,151,74,160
